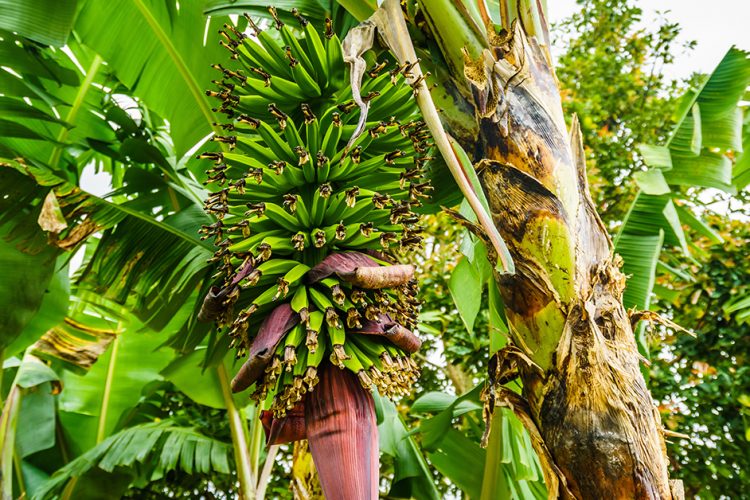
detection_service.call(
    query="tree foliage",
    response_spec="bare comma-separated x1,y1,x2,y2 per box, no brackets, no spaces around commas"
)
649,216,750,498
555,0,691,223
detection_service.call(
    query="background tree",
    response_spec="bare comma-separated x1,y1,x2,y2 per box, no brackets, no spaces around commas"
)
649,214,750,499
554,0,692,224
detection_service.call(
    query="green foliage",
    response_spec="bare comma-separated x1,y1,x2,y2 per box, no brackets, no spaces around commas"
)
614,47,750,354
375,393,441,499
35,420,233,500
409,386,545,499
732,108,750,189
0,235,61,350
0,0,77,47
448,256,483,334
418,214,492,380
120,382,242,498
74,0,227,155
0,18,217,348
1,0,748,498
555,0,689,223
58,330,174,454
665,48,750,191
649,217,750,498
5,263,70,357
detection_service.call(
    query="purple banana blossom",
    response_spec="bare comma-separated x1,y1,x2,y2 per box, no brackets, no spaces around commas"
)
198,259,256,322
260,402,306,445
305,363,379,500
197,286,228,323
304,251,380,284
231,303,299,392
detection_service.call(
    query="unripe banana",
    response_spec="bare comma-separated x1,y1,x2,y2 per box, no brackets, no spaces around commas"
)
200,15,431,416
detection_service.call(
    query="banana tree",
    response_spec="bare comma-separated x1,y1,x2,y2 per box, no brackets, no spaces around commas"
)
4,0,748,498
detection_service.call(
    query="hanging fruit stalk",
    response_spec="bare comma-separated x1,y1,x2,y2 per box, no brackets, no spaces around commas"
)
198,8,430,498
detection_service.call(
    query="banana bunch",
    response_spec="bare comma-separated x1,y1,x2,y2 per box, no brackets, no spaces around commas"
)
198,8,431,418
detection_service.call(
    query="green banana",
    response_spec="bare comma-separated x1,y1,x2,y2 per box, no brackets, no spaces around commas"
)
201,15,429,416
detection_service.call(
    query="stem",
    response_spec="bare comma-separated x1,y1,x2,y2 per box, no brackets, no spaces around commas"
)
13,451,25,498
0,385,21,500
255,445,279,500
56,419,70,464
0,348,5,407
62,323,119,500
375,0,513,272
48,55,103,169
97,334,119,444
480,412,511,500
247,406,264,479
60,478,77,500
499,0,550,48
217,363,255,499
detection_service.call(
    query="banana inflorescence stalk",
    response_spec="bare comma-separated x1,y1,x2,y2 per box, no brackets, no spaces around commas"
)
198,8,430,430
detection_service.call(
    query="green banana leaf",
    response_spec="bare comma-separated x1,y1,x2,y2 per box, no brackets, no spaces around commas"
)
732,107,750,189
162,349,244,410
0,34,115,170
616,47,750,356
0,226,61,351
1,159,214,335
58,329,174,456
74,0,228,156
0,0,77,46
204,0,328,23
375,393,441,500
33,420,232,500
410,387,546,499
1,355,61,499
429,428,485,498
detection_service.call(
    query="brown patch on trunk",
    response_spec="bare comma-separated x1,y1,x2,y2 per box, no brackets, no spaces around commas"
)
479,159,567,243
538,262,669,499
480,161,567,315
497,271,555,321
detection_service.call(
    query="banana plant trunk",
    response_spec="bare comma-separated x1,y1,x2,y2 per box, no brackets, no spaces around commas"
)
407,1,678,498
472,25,673,498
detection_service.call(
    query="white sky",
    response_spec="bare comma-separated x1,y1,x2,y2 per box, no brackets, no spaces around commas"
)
547,0,750,81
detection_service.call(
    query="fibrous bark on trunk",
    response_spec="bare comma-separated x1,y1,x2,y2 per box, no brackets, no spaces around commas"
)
466,21,676,499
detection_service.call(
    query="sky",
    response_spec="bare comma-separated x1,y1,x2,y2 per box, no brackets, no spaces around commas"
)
547,0,750,81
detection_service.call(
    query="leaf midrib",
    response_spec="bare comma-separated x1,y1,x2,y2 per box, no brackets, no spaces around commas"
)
131,0,221,138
